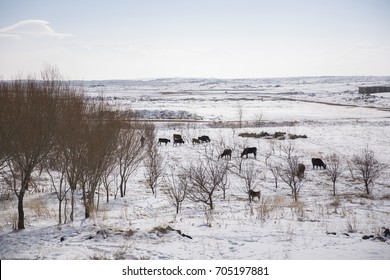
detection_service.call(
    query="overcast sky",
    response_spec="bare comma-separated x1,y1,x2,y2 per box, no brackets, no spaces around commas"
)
0,0,389,80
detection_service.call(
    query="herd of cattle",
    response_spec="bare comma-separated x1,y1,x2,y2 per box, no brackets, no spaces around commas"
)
158,134,327,174
158,134,211,146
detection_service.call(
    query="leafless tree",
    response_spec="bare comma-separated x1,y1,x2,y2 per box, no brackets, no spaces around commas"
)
164,168,187,214
180,157,227,210
116,118,146,198
55,89,87,221
277,155,303,202
270,164,279,189
281,140,295,159
253,112,263,127
45,156,69,224
79,104,120,218
144,124,164,197
240,163,262,203
208,159,229,200
2,68,78,229
325,153,344,196
349,148,383,196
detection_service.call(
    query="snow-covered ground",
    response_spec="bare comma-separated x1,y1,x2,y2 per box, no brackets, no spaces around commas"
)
1,76,389,260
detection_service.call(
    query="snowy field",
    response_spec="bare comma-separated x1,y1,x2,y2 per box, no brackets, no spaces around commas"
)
1,76,390,260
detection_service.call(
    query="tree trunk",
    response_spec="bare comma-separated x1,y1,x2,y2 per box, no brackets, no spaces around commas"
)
293,188,298,202
58,199,62,224
17,189,25,230
332,180,336,196
119,177,125,198
365,181,370,195
209,197,213,210
64,197,68,224
17,174,30,230
70,189,75,222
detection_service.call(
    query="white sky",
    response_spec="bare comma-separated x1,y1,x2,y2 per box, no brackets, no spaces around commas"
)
0,0,389,80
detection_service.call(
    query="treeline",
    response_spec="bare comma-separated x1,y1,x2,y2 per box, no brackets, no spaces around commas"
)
0,69,153,230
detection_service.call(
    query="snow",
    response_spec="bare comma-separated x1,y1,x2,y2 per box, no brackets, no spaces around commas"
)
1,76,389,261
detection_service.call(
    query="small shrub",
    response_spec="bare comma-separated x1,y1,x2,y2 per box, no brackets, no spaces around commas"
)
346,215,358,233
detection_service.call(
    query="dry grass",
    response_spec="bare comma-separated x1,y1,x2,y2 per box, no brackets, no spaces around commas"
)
25,197,51,219
256,195,286,221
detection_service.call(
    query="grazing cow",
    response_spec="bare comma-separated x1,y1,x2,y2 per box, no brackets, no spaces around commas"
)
297,163,305,179
173,134,183,141
173,139,185,146
312,158,326,169
241,147,257,158
219,149,232,160
158,138,171,145
192,138,200,145
198,135,210,143
248,189,261,201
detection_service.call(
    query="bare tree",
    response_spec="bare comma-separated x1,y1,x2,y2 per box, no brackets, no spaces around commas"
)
45,157,69,224
116,118,146,198
277,155,303,202
144,124,164,197
208,159,229,200
55,89,86,221
79,104,120,218
281,140,295,159
254,112,263,127
3,69,77,229
180,157,226,210
270,164,279,189
240,163,261,203
325,153,344,196
164,168,187,214
101,160,117,204
349,148,383,196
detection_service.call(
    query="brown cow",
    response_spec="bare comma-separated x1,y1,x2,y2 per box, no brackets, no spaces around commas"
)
192,138,200,145
297,163,305,179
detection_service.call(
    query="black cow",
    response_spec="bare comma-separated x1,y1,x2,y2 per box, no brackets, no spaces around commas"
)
241,147,257,158
198,135,210,143
173,139,185,146
312,158,326,169
297,163,305,179
249,189,261,201
219,149,232,160
158,138,170,145
173,134,183,141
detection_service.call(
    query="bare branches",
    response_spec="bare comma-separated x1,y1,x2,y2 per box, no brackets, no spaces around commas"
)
180,157,228,210
144,124,164,197
276,155,303,202
349,148,383,196
116,122,146,198
164,167,187,214
240,163,261,203
0,70,80,229
325,153,344,196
